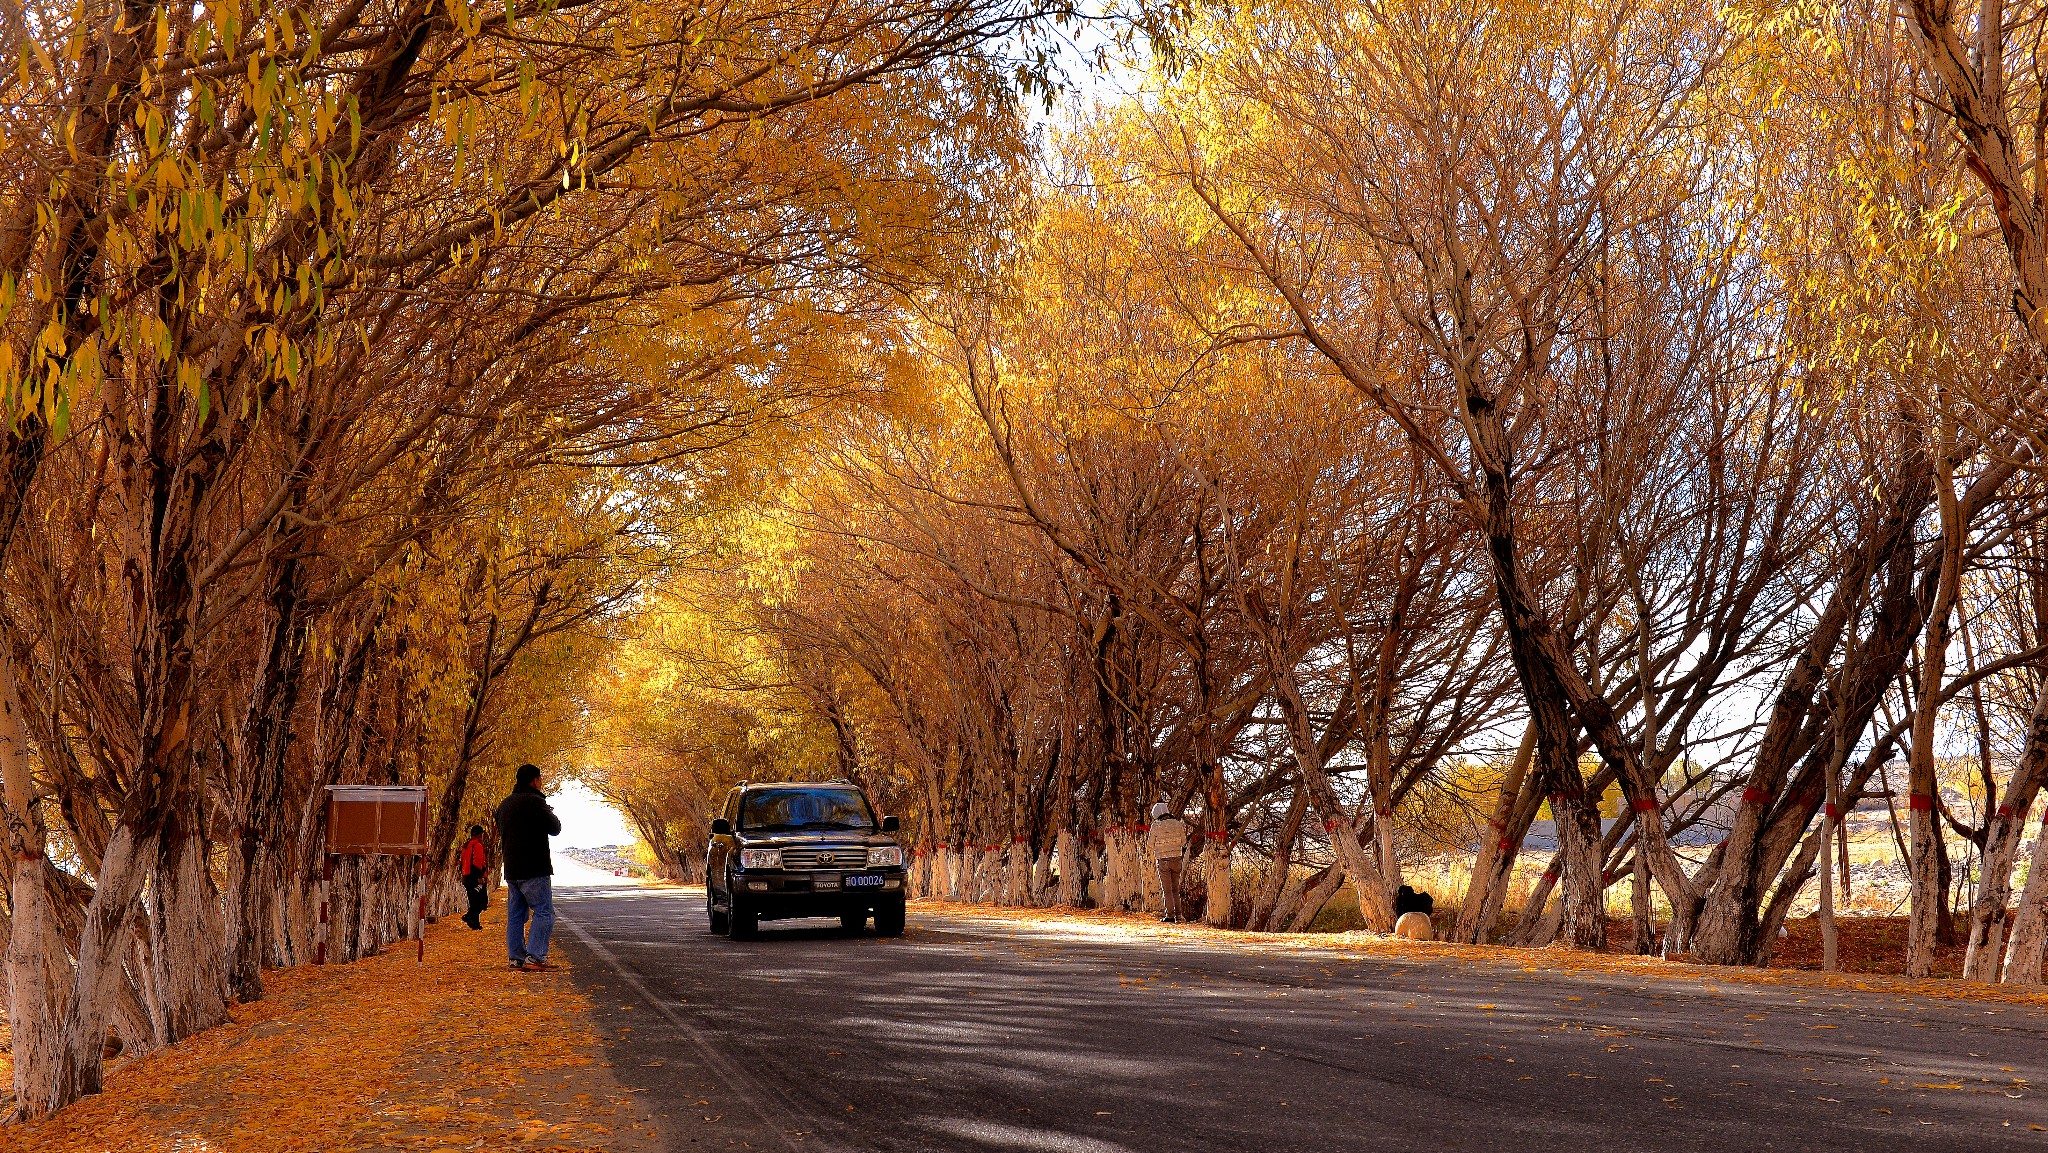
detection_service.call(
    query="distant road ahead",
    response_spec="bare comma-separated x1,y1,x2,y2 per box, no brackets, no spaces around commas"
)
554,881,2045,1152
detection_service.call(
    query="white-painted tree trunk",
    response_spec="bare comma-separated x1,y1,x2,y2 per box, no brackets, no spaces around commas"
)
2000,817,2048,984
1818,806,1838,972
1107,829,1144,911
1004,842,1030,905
0,649,76,1118
1966,680,2048,979
940,847,963,902
41,824,157,1117
1099,833,1124,909
986,847,1007,902
1964,805,2027,981
146,828,231,1045
1055,830,1084,907
1203,834,1233,927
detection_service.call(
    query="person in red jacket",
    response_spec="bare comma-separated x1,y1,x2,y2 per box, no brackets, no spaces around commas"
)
460,824,490,930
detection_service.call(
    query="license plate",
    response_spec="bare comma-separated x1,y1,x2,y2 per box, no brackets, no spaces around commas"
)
845,874,886,888
813,876,840,891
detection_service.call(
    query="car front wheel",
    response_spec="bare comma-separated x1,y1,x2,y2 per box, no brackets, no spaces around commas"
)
874,897,905,938
707,891,730,935
729,897,759,940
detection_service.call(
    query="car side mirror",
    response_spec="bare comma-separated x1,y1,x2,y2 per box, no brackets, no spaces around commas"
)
711,818,732,836
881,815,900,833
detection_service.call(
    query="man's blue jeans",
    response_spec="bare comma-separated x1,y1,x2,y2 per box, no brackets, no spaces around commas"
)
507,876,555,964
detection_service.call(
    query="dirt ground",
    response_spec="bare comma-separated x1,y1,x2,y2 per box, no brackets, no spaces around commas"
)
0,903,661,1152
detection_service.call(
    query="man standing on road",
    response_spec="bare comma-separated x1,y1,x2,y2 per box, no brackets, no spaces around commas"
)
1147,802,1189,923
459,824,491,930
495,763,561,971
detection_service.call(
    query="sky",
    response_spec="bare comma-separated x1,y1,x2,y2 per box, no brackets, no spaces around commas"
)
551,781,637,848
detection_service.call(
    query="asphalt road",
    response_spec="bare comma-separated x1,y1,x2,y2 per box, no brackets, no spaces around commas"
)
552,879,2046,1152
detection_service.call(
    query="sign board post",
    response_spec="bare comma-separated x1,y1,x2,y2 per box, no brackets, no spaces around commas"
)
321,785,432,965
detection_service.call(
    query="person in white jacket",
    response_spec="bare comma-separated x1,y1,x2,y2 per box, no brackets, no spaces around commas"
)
1146,802,1190,923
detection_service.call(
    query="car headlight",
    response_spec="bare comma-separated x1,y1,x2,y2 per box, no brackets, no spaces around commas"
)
739,848,782,870
867,845,904,868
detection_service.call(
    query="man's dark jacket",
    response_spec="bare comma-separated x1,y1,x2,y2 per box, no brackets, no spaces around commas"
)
494,784,560,882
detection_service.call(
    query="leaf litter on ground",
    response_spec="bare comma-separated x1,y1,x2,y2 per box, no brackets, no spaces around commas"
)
0,906,660,1152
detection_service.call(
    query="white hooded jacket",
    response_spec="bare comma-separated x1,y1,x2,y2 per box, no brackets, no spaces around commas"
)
1146,806,1189,861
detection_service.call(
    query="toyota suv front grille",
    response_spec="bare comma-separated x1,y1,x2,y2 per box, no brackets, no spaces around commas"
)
779,846,865,870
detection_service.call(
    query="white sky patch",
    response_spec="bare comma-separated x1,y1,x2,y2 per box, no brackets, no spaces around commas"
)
550,780,636,848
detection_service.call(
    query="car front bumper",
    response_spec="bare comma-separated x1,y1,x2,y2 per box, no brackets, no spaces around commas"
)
731,871,905,919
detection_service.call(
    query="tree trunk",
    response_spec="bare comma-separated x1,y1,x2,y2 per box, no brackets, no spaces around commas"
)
1455,729,1535,943
37,825,156,1116
1964,681,2048,979
1907,424,1964,977
2000,812,2048,984
1,650,79,1118
1056,829,1084,906
1818,804,1839,972
1250,787,1307,931
1202,828,1233,927
1283,864,1345,933
1545,759,1608,950
1106,827,1144,911
145,818,230,1044
1630,837,1653,955
1272,673,1393,929
1004,840,1030,905
226,550,309,1003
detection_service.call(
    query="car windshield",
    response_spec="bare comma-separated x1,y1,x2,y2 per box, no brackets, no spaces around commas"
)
739,787,874,832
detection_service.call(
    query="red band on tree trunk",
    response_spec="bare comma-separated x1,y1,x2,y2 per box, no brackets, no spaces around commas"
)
1823,803,1839,819
1497,839,1514,852
1741,787,1768,805
1632,797,1658,812
1908,794,1932,811
1995,805,2012,820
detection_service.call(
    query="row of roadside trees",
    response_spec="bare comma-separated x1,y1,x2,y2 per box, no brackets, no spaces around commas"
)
586,0,2048,993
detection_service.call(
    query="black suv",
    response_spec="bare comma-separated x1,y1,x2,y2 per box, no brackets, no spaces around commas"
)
705,781,908,939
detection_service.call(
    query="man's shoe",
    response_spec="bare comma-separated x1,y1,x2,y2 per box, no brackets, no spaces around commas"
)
508,959,526,970
524,960,559,973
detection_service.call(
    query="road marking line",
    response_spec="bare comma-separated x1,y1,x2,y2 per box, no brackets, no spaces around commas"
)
558,906,837,1153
